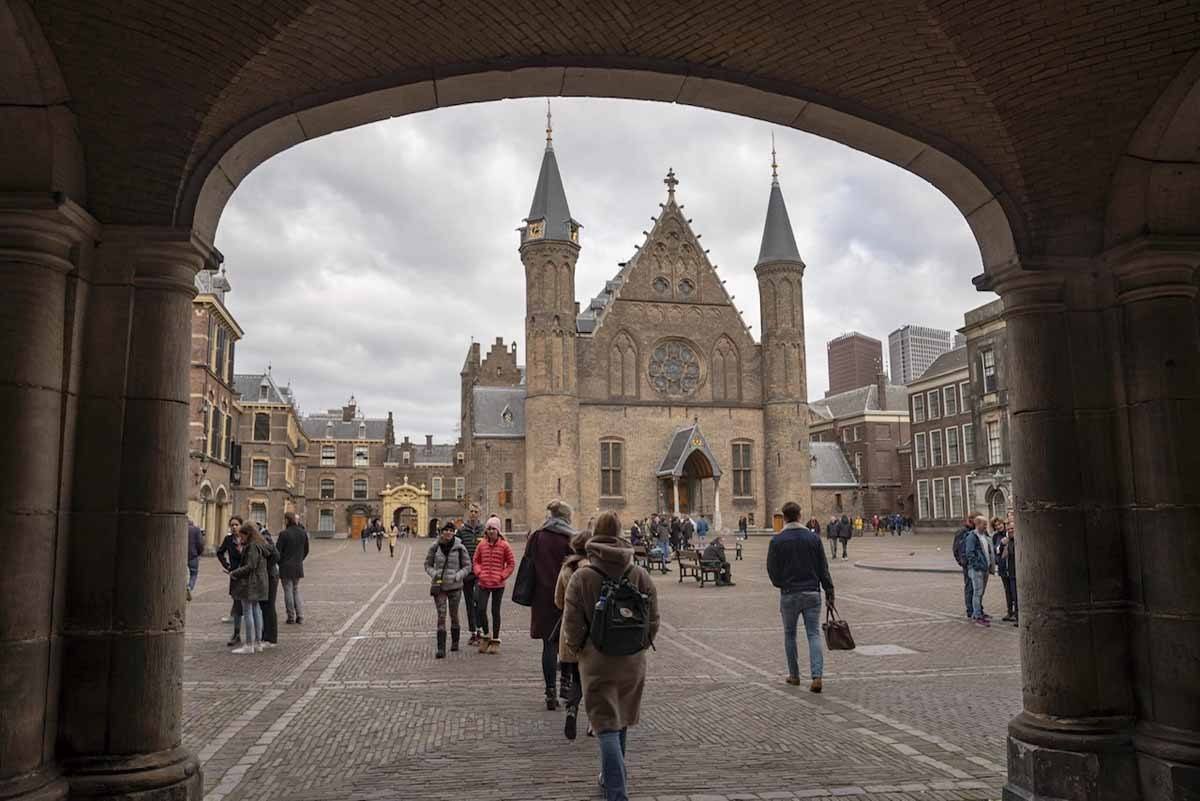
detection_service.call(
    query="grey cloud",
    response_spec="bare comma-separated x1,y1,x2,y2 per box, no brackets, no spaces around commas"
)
219,97,993,438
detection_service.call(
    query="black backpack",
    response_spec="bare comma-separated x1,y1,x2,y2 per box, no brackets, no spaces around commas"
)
952,528,969,567
586,565,652,656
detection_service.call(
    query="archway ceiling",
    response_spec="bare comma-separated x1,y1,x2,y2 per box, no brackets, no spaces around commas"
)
32,1,1200,260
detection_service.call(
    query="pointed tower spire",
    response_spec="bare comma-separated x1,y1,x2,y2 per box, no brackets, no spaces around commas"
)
522,102,581,245
756,142,802,266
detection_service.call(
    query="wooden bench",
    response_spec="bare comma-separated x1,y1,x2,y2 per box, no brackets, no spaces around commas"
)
633,545,669,574
676,549,721,587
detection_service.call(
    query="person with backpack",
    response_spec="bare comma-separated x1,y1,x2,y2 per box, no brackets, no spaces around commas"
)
767,501,834,693
425,521,472,657
525,499,576,709
952,515,978,618
555,527,594,740
472,516,515,654
561,511,659,801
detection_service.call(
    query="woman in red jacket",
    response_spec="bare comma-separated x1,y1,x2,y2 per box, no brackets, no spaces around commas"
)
473,516,515,654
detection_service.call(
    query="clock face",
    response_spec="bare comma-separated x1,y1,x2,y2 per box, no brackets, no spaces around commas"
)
527,220,544,239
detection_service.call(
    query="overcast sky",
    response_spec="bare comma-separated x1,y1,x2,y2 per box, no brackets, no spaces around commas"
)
218,97,992,440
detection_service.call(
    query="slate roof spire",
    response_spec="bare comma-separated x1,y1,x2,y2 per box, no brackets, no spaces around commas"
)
756,140,802,266
523,100,581,244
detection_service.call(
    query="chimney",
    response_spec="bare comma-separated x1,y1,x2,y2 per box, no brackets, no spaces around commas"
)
424,434,433,454
402,435,410,446
875,372,888,411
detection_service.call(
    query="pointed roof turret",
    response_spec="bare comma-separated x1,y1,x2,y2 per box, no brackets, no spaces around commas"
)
522,101,581,245
756,138,802,266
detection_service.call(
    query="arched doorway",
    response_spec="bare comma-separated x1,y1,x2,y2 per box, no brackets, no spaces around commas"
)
392,505,418,535
987,488,1007,520
380,480,431,538
656,422,723,530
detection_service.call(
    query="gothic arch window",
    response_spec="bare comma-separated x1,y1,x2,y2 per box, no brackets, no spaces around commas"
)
782,280,795,330
763,279,778,330
543,260,556,309
712,336,741,401
609,331,639,398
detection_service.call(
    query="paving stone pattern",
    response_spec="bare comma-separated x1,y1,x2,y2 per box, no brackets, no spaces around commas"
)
184,534,1019,801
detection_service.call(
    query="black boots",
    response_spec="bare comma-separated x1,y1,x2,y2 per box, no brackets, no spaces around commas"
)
436,630,447,659
544,686,558,711
450,627,461,652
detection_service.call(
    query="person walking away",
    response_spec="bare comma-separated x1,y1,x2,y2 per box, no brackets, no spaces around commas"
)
526,499,576,710
701,535,735,586
654,515,671,565
964,515,995,626
277,511,310,625
738,515,748,541
186,518,204,601
826,517,838,559
951,515,977,618
696,515,709,547
426,521,471,657
360,520,368,552
836,514,852,559
767,502,834,693
458,504,485,646
560,511,659,801
555,527,593,740
473,516,515,654
229,523,270,654
216,517,244,646
681,515,695,550
259,524,280,648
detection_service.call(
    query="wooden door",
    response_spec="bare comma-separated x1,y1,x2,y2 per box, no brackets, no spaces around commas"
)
351,514,367,539
772,513,784,532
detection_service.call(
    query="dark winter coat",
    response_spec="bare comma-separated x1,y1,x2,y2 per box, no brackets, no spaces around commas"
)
838,516,852,540
701,541,727,564
276,524,309,580
187,523,205,561
457,521,484,563
424,537,471,592
230,541,272,601
560,535,660,733
525,516,576,639
767,522,835,599
216,533,242,596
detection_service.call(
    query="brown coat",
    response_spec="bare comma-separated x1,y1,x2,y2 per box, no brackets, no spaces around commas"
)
561,536,660,733
555,554,589,663
526,517,575,639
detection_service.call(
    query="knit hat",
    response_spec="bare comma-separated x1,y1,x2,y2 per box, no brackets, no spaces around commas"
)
546,499,572,522
485,515,502,532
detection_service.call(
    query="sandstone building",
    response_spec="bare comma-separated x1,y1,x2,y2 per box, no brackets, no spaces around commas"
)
960,300,1011,520
459,130,812,532
232,371,307,533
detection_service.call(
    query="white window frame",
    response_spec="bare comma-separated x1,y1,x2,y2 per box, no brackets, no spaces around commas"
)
251,458,269,488
250,501,267,527
963,474,972,518
933,477,947,519
917,479,931,520
402,451,410,465
930,429,944,468
854,451,862,476
987,421,1003,465
321,444,336,466
914,432,928,470
353,445,369,467
949,476,963,519
946,426,960,465
432,476,442,500
963,422,976,463
943,385,958,417
912,394,926,423
981,349,997,393
319,478,335,500
959,381,971,414
454,477,465,500
318,508,335,531
353,477,368,500
927,389,941,420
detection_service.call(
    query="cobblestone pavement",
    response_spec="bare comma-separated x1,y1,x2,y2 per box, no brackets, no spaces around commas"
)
184,532,1019,801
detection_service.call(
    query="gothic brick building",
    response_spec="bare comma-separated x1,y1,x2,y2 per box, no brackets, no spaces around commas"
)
457,126,812,532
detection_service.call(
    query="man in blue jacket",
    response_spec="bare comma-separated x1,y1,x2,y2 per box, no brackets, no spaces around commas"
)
767,502,835,693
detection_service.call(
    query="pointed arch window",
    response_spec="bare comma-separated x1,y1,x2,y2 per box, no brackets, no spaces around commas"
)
609,332,638,398
711,337,741,401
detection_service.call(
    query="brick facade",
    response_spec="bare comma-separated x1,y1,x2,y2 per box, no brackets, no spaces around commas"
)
826,332,884,395
907,349,973,531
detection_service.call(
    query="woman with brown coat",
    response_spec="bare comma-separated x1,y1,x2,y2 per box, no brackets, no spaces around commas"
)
525,499,576,709
561,511,659,801
555,528,592,740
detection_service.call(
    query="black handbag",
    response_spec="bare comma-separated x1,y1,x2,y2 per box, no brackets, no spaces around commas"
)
823,603,856,651
512,551,536,606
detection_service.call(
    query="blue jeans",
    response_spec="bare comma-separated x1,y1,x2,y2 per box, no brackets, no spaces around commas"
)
962,567,973,616
781,591,824,680
242,600,263,644
971,569,989,619
597,728,628,801
187,558,199,591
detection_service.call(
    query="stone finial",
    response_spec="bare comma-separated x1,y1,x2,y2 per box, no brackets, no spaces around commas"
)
664,168,679,200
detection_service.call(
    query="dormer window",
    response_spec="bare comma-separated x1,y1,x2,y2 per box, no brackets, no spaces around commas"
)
259,384,269,401
358,422,366,438
325,421,332,438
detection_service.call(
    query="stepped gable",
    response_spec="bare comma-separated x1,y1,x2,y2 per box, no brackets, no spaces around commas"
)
578,171,751,341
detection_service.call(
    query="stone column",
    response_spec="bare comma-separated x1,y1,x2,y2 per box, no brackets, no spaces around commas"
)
996,267,1140,801
0,193,96,801
1111,246,1200,796
57,228,215,800
713,476,723,532
673,477,680,517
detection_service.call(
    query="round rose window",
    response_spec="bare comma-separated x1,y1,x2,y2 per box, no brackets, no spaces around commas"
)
648,341,701,396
